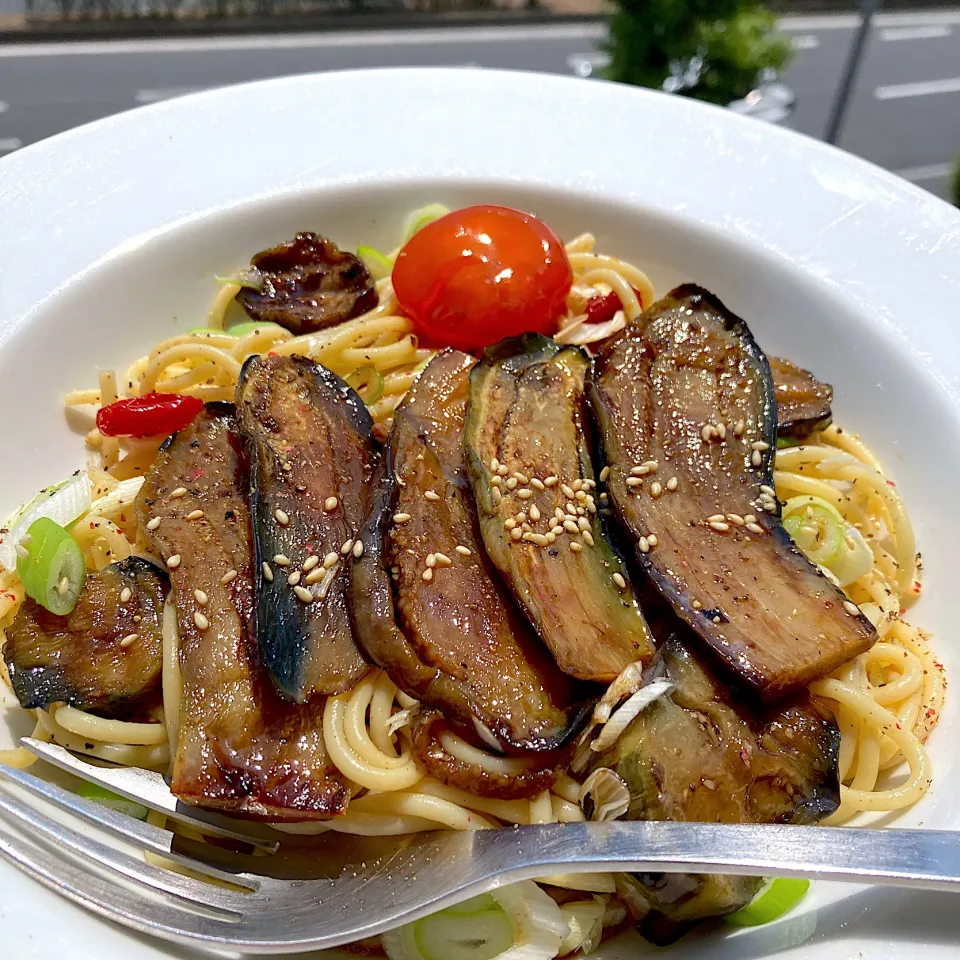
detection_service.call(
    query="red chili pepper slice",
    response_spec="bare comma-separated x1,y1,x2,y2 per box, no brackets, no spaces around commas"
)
96,393,204,439
585,287,645,326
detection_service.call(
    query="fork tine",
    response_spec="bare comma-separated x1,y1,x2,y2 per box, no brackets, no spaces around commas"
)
0,762,256,908
22,739,279,853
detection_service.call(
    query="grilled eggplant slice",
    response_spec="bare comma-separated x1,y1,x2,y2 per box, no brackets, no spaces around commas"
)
236,354,372,701
593,630,839,938
770,355,833,437
3,557,166,717
237,233,378,335
136,403,349,819
465,335,654,682
588,285,875,701
349,350,584,753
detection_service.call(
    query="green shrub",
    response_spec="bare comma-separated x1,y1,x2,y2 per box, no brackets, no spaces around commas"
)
604,0,793,105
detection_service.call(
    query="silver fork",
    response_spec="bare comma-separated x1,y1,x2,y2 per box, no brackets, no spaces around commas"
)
2,738,959,956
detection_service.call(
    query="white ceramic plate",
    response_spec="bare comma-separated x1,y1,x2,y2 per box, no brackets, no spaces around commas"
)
1,68,959,960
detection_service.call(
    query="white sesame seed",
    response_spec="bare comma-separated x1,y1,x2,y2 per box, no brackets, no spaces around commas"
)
709,521,731,532
647,534,658,547
563,520,579,534
490,458,500,473
510,527,523,541
692,600,703,609
571,479,583,492
713,616,722,625
185,509,204,521
567,502,578,515
545,531,557,544
262,562,273,581
517,489,533,500
843,600,861,616
582,530,595,547
491,475,502,487
340,539,355,556
422,568,433,582
221,569,237,585
325,496,339,511
551,525,564,536
744,514,757,524
650,482,663,498
746,522,765,535
575,490,587,502
426,554,437,568
626,477,643,487
194,589,208,605
456,545,472,556
146,516,162,531
393,513,411,524
751,450,763,467
760,485,776,497
733,420,745,437
578,517,591,532
497,464,509,477
305,569,325,585
324,552,339,569
529,504,541,522
274,508,290,526
166,554,182,570
288,571,301,586
666,477,679,492
120,633,139,648
523,533,549,546
701,425,715,442
708,514,725,523
716,423,727,441
492,487,502,505
638,537,650,553
119,587,133,603
295,585,314,603
561,483,575,498
505,518,517,530
303,555,320,571
353,541,364,558
544,476,558,487
170,487,187,499
434,552,452,567
599,466,610,482
612,573,626,589
600,492,609,502
751,441,770,452
273,554,291,566
726,514,745,526
763,502,778,513
194,612,209,631
530,478,545,491
505,477,518,490
569,541,583,552
424,490,441,502
515,473,530,485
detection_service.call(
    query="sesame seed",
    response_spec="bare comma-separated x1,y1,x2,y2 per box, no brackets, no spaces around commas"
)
119,587,132,603
566,502,578,515
510,527,523,541
294,585,314,603
763,502,778,513
426,554,437,568
434,552,453,567
325,496,339,511
456,545,472,556
709,521,731,532
572,479,583,492
613,573,626,589
726,514,745,526
515,472,530,485
288,571,301,585
120,633,139,648
186,509,204,521
760,485,776,497
273,554,291,566
393,512,412,524
582,530,595,547
166,554,182,570
497,464,509,477
575,490,587,502
599,492,609,502
194,612,209,631
340,539,355,556
490,458,500,472
422,568,434,582
701,425,715,442
545,531,557,544
491,475,502,487
750,450,763,467
544,476,559,487
492,487,502,505
523,532,549,546
517,489,533,500
305,569,325,585
353,541,364,558
324,552,339,569
505,518,517,530
716,423,727,440
712,616,722,624
529,504,541,522
578,517,591,532
626,477,643,488
843,600,861,616
751,441,770,452
638,536,650,553
599,466,611,482
424,490,441,502
146,516,162,531
708,514,725,523
194,589,208,605
666,477,679,492
746,522,764,534
530,478,545,491
221,569,237,585
563,520,579,534
551,525,564,536
505,477,518,490
650,482,663,498
170,487,187,499
303,555,320,571
274,508,290,526
744,514,757,524
262,562,273,581
692,600,703,609
561,483,575,498
554,507,565,520
733,420,745,437
569,541,583,552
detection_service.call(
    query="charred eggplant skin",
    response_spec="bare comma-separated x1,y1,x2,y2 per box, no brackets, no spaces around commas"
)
770,355,834,437
236,354,372,702
588,284,876,701
464,334,654,682
348,349,586,753
3,557,167,717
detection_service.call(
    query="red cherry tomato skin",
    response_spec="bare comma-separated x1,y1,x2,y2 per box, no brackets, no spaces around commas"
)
585,287,646,326
96,393,204,439
392,205,573,353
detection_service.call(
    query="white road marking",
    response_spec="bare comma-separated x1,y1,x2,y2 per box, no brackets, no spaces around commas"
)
790,35,820,50
876,77,960,100
0,22,604,58
0,137,22,152
780,10,960,31
894,162,953,183
135,86,212,103
881,25,953,42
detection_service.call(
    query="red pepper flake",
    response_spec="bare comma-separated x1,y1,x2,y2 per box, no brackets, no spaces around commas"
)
824,600,833,608
926,708,937,718
189,467,204,481
268,350,278,357
887,480,897,487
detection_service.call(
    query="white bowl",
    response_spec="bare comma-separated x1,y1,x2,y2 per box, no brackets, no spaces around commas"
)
1,68,959,960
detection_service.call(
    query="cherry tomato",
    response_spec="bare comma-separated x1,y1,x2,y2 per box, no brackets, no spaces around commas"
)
96,393,203,438
392,205,573,352
585,287,645,325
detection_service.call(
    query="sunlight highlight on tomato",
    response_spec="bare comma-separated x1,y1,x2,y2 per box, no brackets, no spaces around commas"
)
392,205,573,352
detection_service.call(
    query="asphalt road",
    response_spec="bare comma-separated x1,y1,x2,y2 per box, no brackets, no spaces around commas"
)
0,10,958,202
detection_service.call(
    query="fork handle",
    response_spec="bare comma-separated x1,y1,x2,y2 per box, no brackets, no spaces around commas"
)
478,821,960,891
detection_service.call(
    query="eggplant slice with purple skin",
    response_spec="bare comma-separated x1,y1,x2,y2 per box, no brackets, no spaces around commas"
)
770,355,834,438
588,284,876,702
236,354,372,702
137,403,349,820
465,334,654,683
348,349,585,754
236,233,378,336
3,557,167,718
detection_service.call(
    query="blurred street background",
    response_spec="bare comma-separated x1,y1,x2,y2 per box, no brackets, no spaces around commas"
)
0,4,958,203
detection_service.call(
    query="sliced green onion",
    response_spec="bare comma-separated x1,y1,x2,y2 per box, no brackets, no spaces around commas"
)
828,523,874,587
357,245,394,281
782,495,844,566
346,365,385,405
224,321,287,338
15,517,87,616
725,878,810,927
400,203,451,246
558,898,605,956
214,271,262,291
75,781,149,821
776,435,800,449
